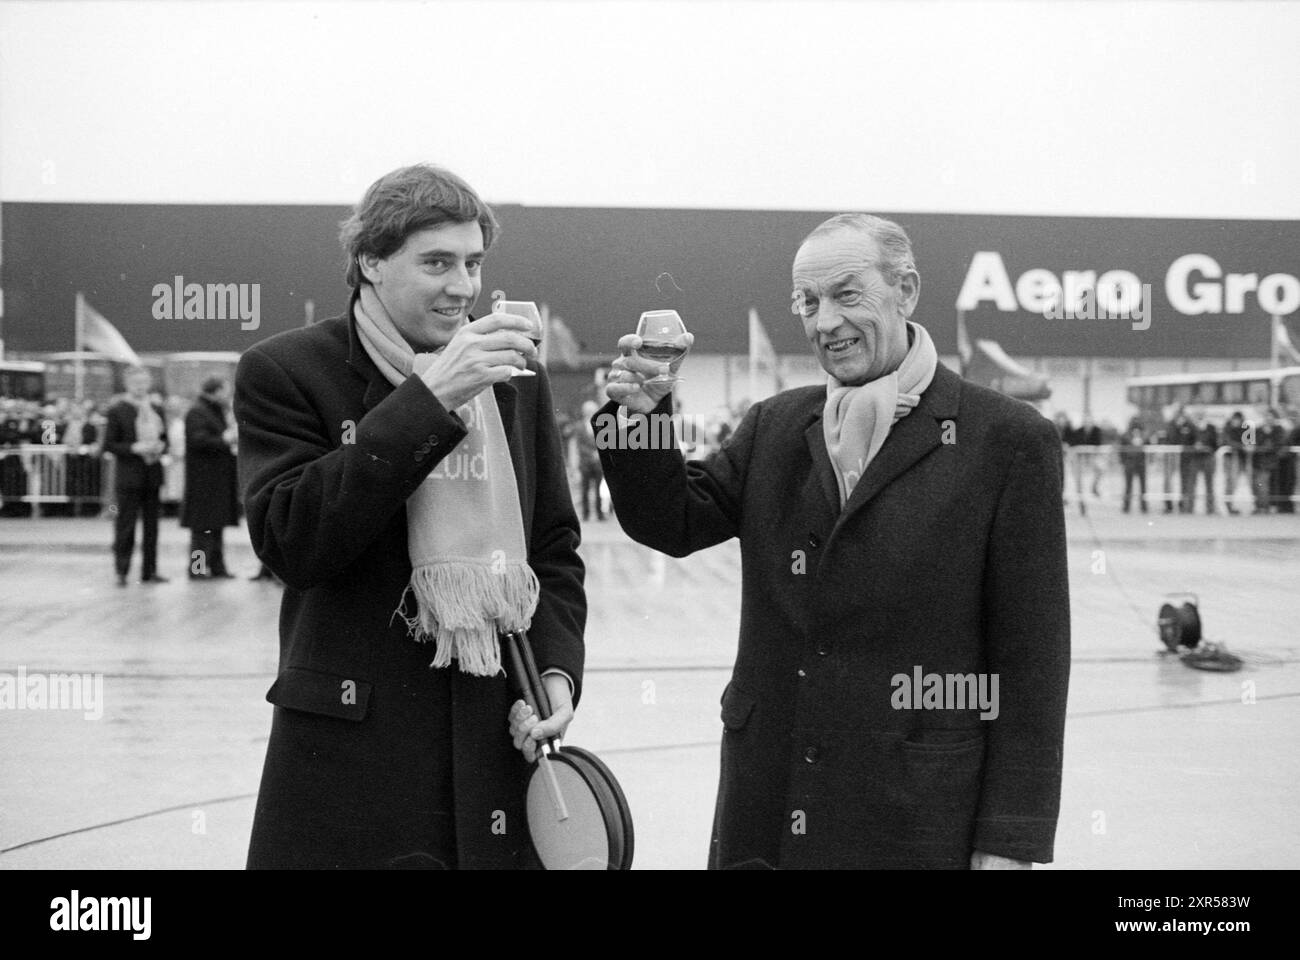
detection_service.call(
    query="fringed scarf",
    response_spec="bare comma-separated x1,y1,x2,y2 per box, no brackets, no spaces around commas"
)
823,321,938,506
354,285,539,676
132,399,164,465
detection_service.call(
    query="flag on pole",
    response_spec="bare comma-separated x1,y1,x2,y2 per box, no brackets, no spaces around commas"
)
1273,316,1300,366
76,293,141,365
748,308,780,400
538,303,551,368
544,312,582,368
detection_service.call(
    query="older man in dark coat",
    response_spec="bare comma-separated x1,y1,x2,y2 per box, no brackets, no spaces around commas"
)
599,214,1070,869
181,377,240,579
236,164,585,869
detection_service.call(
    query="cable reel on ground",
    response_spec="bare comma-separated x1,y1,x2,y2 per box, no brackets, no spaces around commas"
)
1157,593,1242,672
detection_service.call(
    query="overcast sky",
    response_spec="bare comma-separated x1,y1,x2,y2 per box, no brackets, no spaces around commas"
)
1,0,1296,217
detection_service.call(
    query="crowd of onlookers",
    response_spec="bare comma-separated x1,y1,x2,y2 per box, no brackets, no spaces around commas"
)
1,397,108,449
1053,408,1300,515
7,392,1296,518
0,393,193,516
553,395,747,523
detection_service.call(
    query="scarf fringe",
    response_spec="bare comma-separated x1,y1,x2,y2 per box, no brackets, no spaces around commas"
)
397,561,541,676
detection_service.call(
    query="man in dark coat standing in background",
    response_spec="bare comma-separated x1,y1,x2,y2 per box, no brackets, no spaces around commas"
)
182,376,240,579
598,214,1070,869
235,164,585,869
104,367,169,586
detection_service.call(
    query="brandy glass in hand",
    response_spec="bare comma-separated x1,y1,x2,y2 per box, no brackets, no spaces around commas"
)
635,310,690,384
493,299,542,377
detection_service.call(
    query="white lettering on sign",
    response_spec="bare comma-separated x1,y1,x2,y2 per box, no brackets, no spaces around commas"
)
959,251,1299,318
1166,255,1300,316
1165,254,1222,314
1259,273,1300,315
956,252,1018,312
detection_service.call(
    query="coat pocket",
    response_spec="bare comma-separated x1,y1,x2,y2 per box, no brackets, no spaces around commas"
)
901,731,988,753
266,666,373,721
720,682,756,732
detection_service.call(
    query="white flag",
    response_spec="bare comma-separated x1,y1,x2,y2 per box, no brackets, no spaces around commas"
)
1274,317,1300,366
545,311,582,368
956,309,973,371
76,293,141,365
748,308,780,400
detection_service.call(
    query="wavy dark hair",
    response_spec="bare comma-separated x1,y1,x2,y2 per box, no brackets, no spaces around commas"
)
339,164,500,288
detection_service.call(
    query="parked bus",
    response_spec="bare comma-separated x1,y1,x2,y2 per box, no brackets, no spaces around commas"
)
1126,366,1300,430
161,351,242,400
0,360,47,401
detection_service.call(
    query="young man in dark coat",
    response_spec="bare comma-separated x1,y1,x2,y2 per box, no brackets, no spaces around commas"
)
235,164,585,869
103,367,170,586
598,214,1070,869
181,377,240,578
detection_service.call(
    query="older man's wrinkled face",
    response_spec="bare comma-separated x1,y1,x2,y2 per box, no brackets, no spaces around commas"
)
791,229,917,385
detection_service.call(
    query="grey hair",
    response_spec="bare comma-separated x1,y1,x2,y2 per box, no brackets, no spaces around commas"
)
800,213,917,285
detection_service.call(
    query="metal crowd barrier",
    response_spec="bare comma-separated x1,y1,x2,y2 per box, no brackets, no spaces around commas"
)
0,444,195,517
1062,444,1300,514
0,445,114,515
0,445,185,516
3,442,1298,518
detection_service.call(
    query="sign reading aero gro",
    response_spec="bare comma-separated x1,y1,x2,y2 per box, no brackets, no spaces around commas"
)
957,251,1300,329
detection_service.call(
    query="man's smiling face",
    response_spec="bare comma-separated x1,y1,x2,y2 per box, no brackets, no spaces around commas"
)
360,220,485,351
791,228,917,385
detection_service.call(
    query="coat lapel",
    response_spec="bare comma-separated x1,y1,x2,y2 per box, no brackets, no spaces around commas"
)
804,415,840,514
830,363,962,535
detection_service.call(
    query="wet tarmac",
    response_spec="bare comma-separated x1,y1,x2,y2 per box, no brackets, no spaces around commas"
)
1,505,1297,869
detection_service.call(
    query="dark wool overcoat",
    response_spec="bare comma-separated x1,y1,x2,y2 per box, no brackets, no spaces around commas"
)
235,294,585,869
180,395,239,530
597,361,1070,869
103,400,168,491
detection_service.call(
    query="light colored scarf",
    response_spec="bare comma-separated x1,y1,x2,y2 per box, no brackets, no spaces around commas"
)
132,399,163,465
823,321,939,506
354,285,539,676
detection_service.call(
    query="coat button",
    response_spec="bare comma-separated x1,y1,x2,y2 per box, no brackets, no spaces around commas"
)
427,435,439,446
807,533,821,548
804,745,820,763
